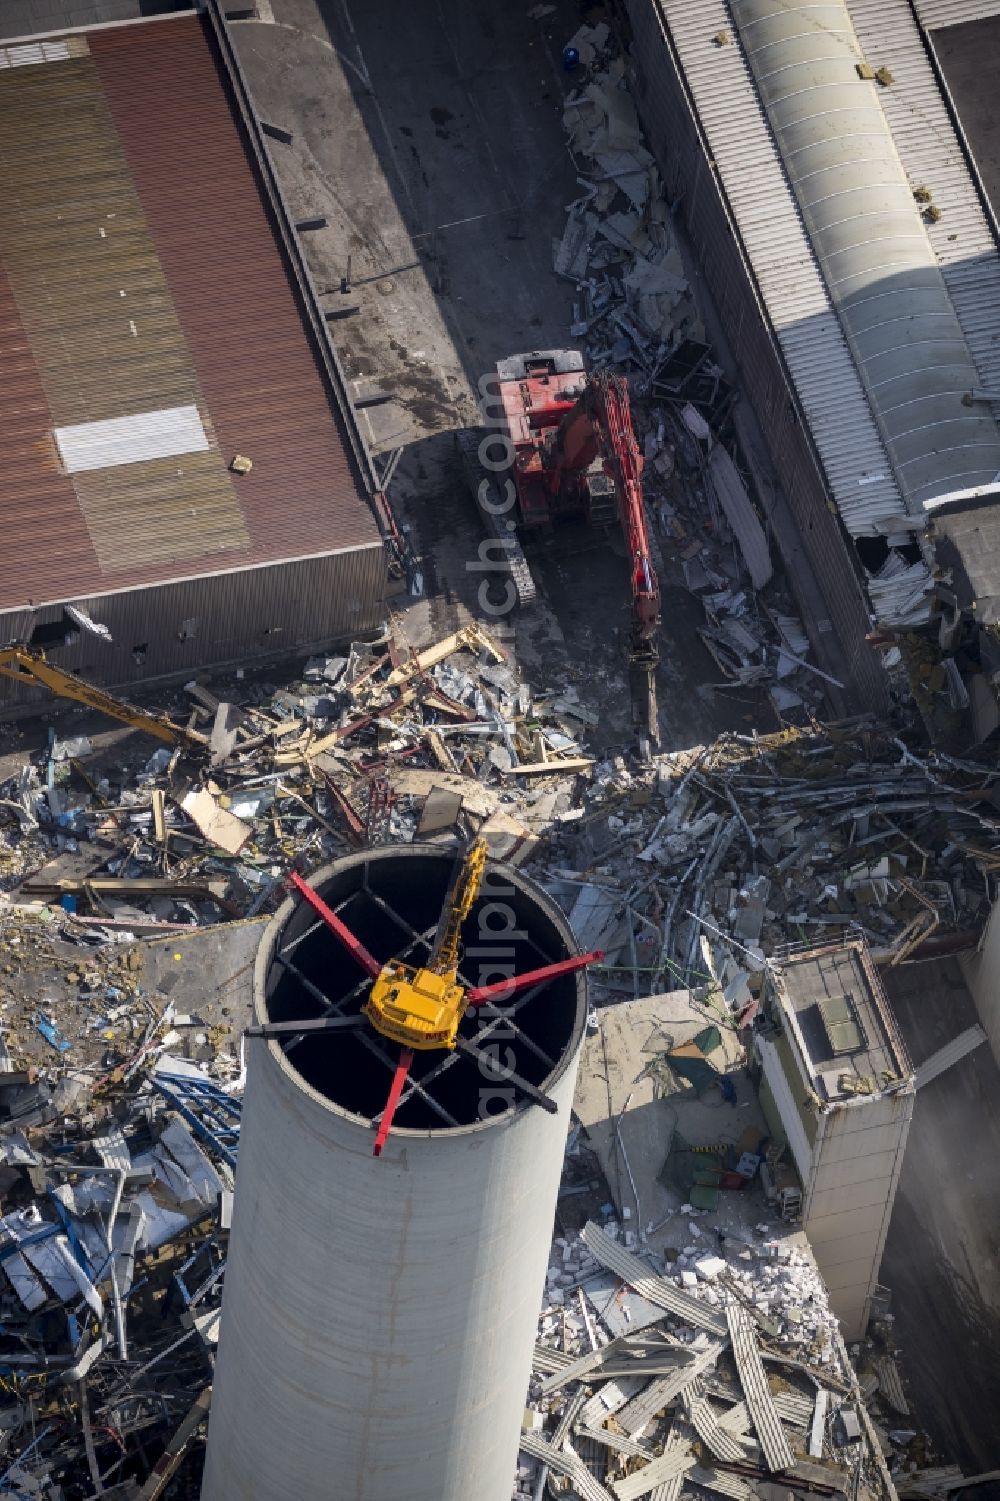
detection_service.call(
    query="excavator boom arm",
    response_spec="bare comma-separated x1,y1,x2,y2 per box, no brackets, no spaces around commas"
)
0,647,204,748
431,838,488,975
550,372,661,660
544,368,661,740
594,373,660,657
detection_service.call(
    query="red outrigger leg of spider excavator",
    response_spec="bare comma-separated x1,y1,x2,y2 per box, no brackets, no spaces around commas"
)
288,869,382,979
373,1048,415,1157
465,950,604,1006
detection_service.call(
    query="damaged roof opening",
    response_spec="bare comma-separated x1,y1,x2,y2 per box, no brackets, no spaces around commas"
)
258,847,586,1131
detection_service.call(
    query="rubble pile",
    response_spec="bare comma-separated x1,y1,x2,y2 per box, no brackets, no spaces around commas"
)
558,25,703,366
0,622,594,933
519,1200,960,1501
3,630,996,998
537,725,1000,996
0,1041,233,1498
0,645,990,1491
519,1215,886,1501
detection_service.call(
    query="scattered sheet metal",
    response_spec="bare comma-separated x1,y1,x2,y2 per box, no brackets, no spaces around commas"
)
771,1389,815,1428
618,1345,725,1436
874,1353,910,1415
726,1304,795,1471
579,1375,648,1428
705,444,772,590
690,1464,754,1500
540,1329,693,1396
611,1440,697,1501
519,1427,616,1501
583,1222,727,1334
583,1270,671,1336
809,1386,828,1457
648,1421,696,1501
685,1390,749,1461
577,1423,656,1460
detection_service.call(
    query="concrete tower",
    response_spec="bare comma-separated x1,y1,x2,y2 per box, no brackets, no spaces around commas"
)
754,939,914,1339
201,845,587,1501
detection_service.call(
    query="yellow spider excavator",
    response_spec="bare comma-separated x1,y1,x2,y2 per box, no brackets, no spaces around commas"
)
0,646,206,750
364,839,489,1050
263,843,603,1154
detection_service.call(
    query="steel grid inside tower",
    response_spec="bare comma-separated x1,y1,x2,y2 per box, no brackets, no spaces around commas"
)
260,847,584,1130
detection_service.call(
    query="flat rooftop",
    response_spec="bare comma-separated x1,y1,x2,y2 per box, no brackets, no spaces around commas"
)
933,14,1000,229
771,942,911,1104
0,11,380,614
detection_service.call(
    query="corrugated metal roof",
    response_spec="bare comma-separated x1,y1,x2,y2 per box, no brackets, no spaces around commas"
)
846,0,1000,393
54,406,209,472
731,0,1000,509
913,0,1000,27
726,1304,795,1472
0,13,379,614
658,0,912,540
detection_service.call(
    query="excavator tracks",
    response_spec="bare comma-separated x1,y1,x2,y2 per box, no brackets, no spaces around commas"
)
456,426,537,607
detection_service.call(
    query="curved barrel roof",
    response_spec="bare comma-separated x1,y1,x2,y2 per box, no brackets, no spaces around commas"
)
731,0,1000,510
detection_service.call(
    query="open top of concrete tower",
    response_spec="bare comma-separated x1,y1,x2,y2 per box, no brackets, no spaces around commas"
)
254,844,588,1136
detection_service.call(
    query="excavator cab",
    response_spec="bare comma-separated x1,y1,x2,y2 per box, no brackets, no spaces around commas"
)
364,839,488,1051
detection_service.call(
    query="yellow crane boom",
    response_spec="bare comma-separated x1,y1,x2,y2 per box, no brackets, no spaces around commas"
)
431,838,487,976
0,646,205,749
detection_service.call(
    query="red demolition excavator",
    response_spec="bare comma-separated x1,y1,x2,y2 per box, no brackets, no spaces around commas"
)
468,349,661,740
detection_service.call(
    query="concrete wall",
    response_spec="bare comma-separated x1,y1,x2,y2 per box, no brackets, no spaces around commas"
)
804,1090,914,1340
960,898,1000,1065
621,0,888,715
756,1034,814,1183
758,1022,913,1339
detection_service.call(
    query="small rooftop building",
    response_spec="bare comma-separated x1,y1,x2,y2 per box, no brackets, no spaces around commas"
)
754,939,914,1339
0,3,386,701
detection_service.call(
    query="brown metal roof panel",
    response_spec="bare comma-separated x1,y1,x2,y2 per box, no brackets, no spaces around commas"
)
0,13,379,613
0,277,99,602
90,18,377,556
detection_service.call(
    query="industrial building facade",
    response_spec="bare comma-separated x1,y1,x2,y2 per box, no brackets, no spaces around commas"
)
0,5,386,703
621,0,1000,716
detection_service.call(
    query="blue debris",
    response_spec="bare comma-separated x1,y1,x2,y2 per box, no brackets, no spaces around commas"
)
35,1014,71,1054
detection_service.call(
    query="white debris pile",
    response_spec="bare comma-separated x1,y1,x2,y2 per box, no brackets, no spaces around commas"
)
538,1217,842,1360
516,1216,890,1501
543,1231,606,1309
555,29,702,371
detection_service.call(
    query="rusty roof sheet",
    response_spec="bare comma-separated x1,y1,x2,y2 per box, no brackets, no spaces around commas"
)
0,14,379,613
